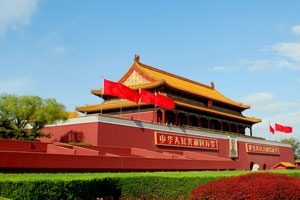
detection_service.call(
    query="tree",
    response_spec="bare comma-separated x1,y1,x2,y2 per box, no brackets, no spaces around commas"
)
281,137,300,160
0,94,68,141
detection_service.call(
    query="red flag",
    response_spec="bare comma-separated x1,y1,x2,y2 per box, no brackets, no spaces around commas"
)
103,79,140,103
155,93,175,109
275,123,293,133
285,126,293,133
140,89,156,105
269,124,275,135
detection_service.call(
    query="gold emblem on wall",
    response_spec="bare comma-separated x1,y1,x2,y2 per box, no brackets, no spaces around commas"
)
123,70,151,87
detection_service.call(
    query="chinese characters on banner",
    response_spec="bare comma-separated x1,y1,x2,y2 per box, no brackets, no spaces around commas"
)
155,132,218,150
246,143,280,155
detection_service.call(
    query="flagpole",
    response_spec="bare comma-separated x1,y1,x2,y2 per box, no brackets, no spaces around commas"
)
101,77,104,115
154,91,157,123
138,88,141,121
120,99,122,118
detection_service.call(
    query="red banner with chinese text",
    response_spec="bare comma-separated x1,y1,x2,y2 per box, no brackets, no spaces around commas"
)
155,132,218,150
246,143,280,155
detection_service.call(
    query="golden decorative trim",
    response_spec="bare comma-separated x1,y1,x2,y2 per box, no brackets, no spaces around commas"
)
123,70,151,87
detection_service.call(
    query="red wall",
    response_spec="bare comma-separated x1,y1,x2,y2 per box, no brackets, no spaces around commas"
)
41,122,99,145
236,141,294,170
97,122,227,158
42,119,295,170
97,121,294,170
116,111,154,122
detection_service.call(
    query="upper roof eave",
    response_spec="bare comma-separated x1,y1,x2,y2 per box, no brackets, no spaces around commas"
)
91,80,165,97
76,100,260,124
162,81,250,110
76,101,149,113
134,61,250,110
174,100,261,124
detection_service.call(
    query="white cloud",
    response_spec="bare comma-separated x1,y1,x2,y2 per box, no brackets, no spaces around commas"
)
252,110,300,140
272,42,300,62
241,92,300,114
238,59,271,71
238,59,253,65
277,60,300,71
241,92,300,140
0,78,34,94
0,0,38,37
53,45,67,55
241,92,275,109
263,102,300,114
247,59,270,71
292,25,300,35
211,66,239,71
277,60,293,68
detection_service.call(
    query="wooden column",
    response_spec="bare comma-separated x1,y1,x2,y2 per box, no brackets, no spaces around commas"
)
154,110,157,123
250,127,252,136
175,112,178,125
229,123,231,132
208,119,211,129
162,109,165,124
198,116,201,128
220,121,223,131
241,126,245,134
187,114,190,126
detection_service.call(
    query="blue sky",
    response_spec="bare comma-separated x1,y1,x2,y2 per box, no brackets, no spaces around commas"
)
1,0,300,140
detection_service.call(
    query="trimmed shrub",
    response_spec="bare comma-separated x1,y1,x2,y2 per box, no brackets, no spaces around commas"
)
4,171,300,199
0,171,248,200
0,178,121,200
190,172,300,200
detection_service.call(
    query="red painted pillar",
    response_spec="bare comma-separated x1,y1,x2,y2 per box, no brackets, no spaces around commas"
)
154,110,157,123
208,119,210,129
220,121,223,131
175,112,178,125
229,123,231,132
198,116,201,127
250,127,252,136
187,114,190,126
162,110,165,124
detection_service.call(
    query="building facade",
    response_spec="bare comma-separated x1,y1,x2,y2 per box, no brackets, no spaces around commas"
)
76,55,261,137
1,56,292,173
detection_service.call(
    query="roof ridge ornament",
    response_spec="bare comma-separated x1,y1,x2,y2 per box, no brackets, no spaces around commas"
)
134,54,140,63
211,81,215,90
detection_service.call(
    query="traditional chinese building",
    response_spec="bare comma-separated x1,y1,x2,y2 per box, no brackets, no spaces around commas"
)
76,55,261,136
0,56,294,173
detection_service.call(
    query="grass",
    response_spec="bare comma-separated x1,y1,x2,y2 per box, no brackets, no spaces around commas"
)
0,170,251,182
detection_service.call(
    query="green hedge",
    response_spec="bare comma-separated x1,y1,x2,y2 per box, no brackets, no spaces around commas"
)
0,170,299,200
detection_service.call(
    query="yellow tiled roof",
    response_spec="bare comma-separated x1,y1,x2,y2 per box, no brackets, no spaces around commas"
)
135,61,250,109
281,162,296,168
65,111,79,118
274,162,295,168
76,101,147,112
76,100,261,123
91,80,164,96
174,101,261,123
91,60,250,109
